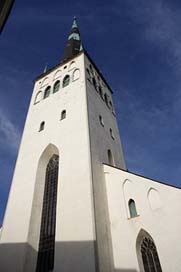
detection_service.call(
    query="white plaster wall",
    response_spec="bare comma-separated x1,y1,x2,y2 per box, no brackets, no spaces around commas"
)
0,53,96,272
84,55,126,272
104,164,181,272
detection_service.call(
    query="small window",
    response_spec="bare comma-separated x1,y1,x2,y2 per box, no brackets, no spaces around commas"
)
110,128,115,140
39,121,45,132
44,86,51,99
53,80,60,93
99,115,104,127
61,110,66,120
99,86,103,98
109,100,113,109
128,199,138,218
63,75,70,88
92,77,97,90
104,93,109,106
89,64,93,74
86,68,90,75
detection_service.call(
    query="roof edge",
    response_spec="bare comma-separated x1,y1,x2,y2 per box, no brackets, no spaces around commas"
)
103,163,181,189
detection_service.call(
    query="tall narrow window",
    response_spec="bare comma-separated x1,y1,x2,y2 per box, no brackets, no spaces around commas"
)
62,75,70,87
92,77,97,90
43,86,51,99
99,86,103,98
39,121,45,132
36,155,59,272
128,199,138,218
99,115,104,127
53,80,60,93
61,110,66,120
107,149,114,166
110,128,115,140
104,93,109,106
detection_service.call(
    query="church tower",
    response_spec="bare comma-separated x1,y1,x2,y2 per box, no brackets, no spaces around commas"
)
0,18,126,272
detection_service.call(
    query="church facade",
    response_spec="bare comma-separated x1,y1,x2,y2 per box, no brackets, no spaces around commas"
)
0,18,180,272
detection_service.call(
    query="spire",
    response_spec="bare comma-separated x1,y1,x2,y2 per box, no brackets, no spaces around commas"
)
61,17,83,63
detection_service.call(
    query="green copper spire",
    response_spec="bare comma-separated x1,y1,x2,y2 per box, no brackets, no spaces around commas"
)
61,17,83,63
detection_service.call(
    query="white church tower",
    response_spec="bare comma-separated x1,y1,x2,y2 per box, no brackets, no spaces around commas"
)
0,18,126,271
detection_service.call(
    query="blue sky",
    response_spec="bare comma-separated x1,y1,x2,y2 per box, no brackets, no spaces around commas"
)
0,0,181,224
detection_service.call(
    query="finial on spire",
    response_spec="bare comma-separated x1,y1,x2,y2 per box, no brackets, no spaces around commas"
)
43,63,48,73
72,16,77,28
61,17,83,63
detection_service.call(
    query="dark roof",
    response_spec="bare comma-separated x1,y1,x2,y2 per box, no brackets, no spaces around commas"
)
0,0,14,34
61,17,83,63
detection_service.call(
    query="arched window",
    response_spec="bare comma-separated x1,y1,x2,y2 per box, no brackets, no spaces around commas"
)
109,100,113,110
53,80,60,93
89,64,93,74
36,155,59,272
39,121,45,132
107,149,115,166
104,93,109,106
62,75,70,88
137,230,162,272
92,77,97,90
99,86,103,98
43,86,51,99
110,128,115,140
61,110,66,120
128,199,138,218
99,115,104,127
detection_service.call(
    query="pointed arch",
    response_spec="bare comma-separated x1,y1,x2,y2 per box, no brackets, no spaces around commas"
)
25,144,59,271
68,61,76,71
53,69,62,80
41,77,49,88
136,229,162,272
72,68,80,81
34,91,42,104
53,80,60,93
128,199,138,218
43,86,51,99
62,74,70,88
36,154,59,271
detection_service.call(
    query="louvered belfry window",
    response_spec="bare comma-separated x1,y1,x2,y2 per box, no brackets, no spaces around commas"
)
141,237,162,272
36,154,59,272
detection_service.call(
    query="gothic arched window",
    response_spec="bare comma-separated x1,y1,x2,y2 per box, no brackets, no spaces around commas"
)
39,121,45,132
61,110,66,120
53,80,60,93
36,154,59,272
62,75,70,88
137,230,162,272
43,86,51,99
128,199,137,218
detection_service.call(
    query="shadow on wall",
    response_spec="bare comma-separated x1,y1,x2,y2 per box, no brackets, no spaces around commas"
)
0,241,138,272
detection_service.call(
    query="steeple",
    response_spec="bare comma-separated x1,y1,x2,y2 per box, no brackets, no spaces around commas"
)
61,17,83,63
